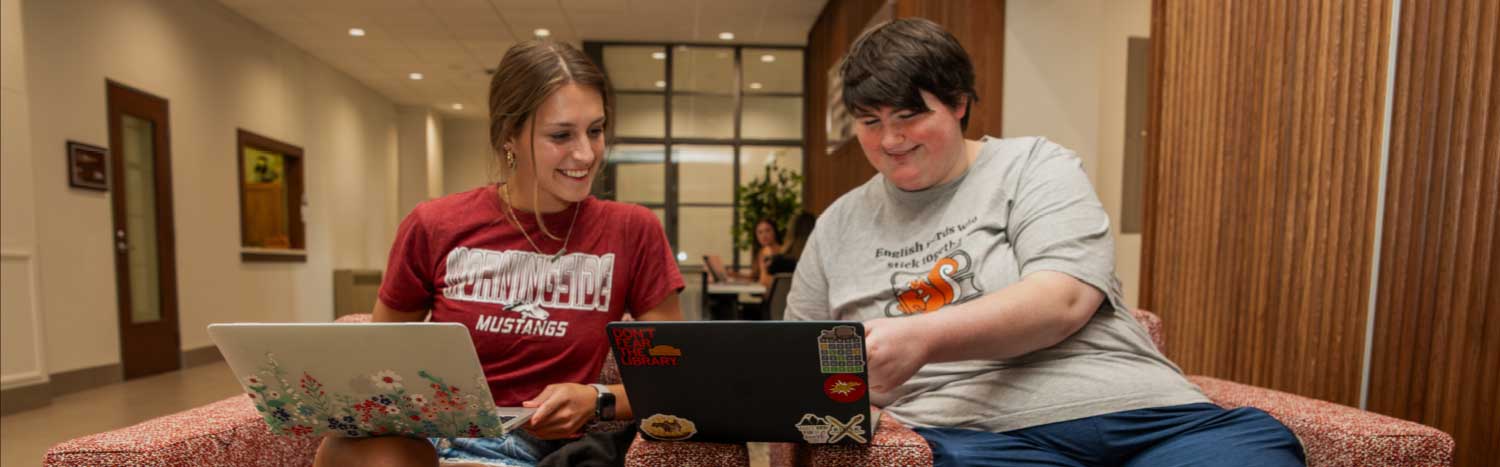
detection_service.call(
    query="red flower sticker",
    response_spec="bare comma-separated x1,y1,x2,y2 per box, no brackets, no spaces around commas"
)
823,374,866,403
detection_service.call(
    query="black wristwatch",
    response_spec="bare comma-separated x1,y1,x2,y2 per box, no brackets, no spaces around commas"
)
591,384,616,421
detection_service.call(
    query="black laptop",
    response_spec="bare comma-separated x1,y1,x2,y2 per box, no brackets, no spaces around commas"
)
607,321,879,444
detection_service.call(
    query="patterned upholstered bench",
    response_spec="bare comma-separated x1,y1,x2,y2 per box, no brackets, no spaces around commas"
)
44,311,1451,467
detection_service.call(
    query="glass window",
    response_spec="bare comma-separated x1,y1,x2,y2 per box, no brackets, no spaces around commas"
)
606,144,665,205
742,96,803,140
615,94,665,138
593,43,804,270
673,145,734,204
743,49,803,94
672,46,735,94
603,46,666,92
740,146,803,183
677,206,735,266
672,95,735,139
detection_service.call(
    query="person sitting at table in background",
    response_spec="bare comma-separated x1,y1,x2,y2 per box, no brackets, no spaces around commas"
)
785,18,1303,467
729,217,783,288
766,211,816,275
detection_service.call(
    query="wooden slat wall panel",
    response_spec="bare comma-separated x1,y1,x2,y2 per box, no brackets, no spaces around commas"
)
805,0,889,214
895,0,1005,143
803,0,1005,214
1369,0,1500,464
1142,0,1391,406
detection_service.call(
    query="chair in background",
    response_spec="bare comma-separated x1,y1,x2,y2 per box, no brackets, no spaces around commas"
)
758,273,793,321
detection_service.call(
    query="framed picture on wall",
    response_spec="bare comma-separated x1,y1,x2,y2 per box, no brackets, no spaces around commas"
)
236,129,307,262
67,140,110,191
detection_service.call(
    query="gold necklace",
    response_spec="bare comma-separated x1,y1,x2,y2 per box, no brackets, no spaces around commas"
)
499,183,580,260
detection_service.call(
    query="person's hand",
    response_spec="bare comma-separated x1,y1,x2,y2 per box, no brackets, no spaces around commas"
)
522,383,597,440
863,317,932,394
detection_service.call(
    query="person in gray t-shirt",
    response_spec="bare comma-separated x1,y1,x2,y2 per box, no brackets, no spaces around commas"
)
786,18,1303,467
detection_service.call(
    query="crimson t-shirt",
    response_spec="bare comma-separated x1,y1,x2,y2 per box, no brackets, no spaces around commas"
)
378,186,683,406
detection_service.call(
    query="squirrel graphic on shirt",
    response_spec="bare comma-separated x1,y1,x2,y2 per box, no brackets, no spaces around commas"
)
885,251,982,317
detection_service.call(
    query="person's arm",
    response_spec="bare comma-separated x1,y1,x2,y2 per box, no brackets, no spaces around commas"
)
863,271,1102,392
370,300,429,322
523,294,681,439
783,225,831,321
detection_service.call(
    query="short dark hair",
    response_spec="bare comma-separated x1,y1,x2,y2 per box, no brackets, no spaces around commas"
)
840,18,978,130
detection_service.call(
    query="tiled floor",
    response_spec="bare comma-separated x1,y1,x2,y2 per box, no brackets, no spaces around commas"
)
1,361,772,467
1,361,244,467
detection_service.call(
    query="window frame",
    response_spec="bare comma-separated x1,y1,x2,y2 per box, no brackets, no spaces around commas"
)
587,41,805,270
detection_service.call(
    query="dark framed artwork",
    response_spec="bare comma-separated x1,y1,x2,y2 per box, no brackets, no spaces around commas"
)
67,140,110,191
236,129,307,262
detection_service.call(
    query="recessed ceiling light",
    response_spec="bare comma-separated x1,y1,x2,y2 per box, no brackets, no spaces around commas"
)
761,54,775,63
651,51,666,60
451,103,464,110
533,28,551,38
749,82,763,90
409,72,423,80
654,80,666,88
348,28,366,37
718,32,734,40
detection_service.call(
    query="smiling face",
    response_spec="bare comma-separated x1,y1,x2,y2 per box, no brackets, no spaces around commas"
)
506,83,607,213
852,90,970,191
755,220,779,247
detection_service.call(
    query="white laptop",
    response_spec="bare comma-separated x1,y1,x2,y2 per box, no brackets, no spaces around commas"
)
208,322,533,439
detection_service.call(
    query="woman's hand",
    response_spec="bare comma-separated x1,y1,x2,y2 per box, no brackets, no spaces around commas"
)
522,383,597,440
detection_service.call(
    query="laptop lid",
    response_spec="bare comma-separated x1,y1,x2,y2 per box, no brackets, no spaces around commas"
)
208,322,532,439
607,321,876,444
702,255,729,283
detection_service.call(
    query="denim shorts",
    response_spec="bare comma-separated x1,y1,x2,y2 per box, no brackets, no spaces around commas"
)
429,431,566,467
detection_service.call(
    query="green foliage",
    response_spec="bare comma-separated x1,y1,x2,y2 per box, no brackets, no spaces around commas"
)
734,165,802,251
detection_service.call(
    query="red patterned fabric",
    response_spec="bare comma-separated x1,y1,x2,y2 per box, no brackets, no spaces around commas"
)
1190,375,1454,467
789,412,932,467
43,313,635,467
334,314,372,323
43,396,319,467
1129,308,1166,350
46,312,1455,467
624,434,749,466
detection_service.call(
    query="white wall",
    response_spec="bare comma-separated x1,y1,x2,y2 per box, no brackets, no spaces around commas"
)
13,0,400,374
1004,0,1150,307
1096,0,1152,309
442,117,495,195
1,0,48,390
397,107,446,216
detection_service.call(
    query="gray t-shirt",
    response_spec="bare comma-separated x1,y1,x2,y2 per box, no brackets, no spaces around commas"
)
786,136,1207,433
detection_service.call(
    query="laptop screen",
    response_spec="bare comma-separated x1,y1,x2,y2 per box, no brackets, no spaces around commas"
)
607,321,876,444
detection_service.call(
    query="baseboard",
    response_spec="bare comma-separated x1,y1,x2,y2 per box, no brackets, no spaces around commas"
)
181,345,224,368
0,382,53,416
52,363,124,398
1,348,226,416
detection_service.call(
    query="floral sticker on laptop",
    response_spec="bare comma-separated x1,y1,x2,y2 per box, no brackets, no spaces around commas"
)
240,352,512,438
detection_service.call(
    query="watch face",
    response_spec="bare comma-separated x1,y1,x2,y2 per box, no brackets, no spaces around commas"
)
596,390,617,421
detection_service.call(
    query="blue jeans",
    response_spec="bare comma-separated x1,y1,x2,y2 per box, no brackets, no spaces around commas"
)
429,431,566,467
915,403,1305,467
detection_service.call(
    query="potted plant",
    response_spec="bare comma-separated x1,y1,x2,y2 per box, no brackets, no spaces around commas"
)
734,165,803,254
